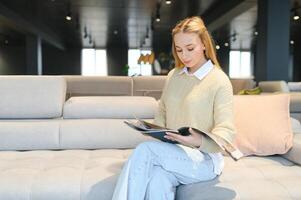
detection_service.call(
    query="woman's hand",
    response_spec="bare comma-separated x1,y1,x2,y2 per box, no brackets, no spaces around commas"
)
164,128,202,148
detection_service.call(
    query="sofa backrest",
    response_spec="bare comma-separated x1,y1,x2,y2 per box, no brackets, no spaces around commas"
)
64,75,256,99
0,76,66,119
0,96,157,151
64,76,133,98
132,76,166,100
258,81,290,93
230,78,256,94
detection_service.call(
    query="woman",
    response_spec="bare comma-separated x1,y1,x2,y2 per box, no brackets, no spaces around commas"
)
112,16,236,200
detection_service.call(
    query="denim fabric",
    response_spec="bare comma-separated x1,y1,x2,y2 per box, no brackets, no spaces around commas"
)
112,141,217,200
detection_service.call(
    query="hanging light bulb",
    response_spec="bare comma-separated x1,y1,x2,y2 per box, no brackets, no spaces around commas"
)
65,2,72,21
66,12,72,21
293,10,300,20
165,0,171,5
155,3,161,22
156,12,160,22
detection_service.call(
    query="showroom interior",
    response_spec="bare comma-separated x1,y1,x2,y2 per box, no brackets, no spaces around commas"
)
0,0,299,82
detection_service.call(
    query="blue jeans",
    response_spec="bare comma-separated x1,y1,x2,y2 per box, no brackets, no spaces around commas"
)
112,141,217,200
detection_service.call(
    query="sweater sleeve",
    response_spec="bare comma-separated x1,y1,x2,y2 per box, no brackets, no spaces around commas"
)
153,69,175,127
199,77,236,153
154,99,166,127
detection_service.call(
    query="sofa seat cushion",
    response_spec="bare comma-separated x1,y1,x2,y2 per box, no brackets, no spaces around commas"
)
0,76,66,119
0,149,132,200
1,150,301,200
63,96,158,119
177,156,301,200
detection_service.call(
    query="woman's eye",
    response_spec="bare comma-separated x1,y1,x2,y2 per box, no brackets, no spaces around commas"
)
188,48,194,51
176,50,182,53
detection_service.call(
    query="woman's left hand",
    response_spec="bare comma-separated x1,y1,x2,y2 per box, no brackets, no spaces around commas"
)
164,128,202,148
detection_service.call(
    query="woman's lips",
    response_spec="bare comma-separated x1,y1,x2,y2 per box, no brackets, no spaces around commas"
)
183,60,191,65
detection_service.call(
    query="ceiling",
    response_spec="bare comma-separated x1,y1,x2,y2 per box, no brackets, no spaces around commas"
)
0,0,299,51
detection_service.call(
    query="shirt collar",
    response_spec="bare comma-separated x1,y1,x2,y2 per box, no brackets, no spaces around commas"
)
179,60,214,80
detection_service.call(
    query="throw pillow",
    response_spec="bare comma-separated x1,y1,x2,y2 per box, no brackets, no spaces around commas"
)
233,94,293,156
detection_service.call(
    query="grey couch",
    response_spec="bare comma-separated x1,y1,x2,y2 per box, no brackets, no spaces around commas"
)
0,76,301,200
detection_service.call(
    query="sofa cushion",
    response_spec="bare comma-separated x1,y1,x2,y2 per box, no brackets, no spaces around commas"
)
0,76,66,119
0,120,60,151
288,82,301,92
230,78,256,94
289,93,301,112
282,118,301,165
1,150,301,200
64,76,133,98
0,119,155,151
0,149,132,200
258,80,290,93
63,96,158,119
177,156,301,200
282,134,301,165
233,94,293,156
60,119,154,149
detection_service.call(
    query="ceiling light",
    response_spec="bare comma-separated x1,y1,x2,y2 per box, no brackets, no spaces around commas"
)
216,45,220,50
113,30,118,35
4,39,8,45
254,31,258,36
290,40,294,45
65,2,72,21
165,0,172,5
224,42,229,47
155,3,161,22
293,11,300,20
155,11,160,22
66,11,72,21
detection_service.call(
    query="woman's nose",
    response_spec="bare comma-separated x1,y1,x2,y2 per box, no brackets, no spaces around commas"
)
182,51,188,59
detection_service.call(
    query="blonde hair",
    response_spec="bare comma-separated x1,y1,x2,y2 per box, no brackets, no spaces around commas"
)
172,16,220,68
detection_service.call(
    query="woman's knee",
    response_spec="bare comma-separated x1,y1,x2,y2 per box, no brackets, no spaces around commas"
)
135,141,161,153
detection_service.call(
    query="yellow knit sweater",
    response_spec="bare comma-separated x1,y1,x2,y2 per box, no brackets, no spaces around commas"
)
154,67,236,153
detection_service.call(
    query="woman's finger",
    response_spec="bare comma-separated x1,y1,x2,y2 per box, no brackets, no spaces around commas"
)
189,127,198,135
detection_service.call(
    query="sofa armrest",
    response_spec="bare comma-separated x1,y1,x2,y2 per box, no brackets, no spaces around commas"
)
282,118,301,165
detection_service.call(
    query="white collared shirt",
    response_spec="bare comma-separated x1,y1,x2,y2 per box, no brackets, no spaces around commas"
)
179,59,224,175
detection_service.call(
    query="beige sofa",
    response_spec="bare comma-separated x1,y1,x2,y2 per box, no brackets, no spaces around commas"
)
1,76,300,200
64,76,255,100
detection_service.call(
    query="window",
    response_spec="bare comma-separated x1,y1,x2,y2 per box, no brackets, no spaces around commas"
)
81,49,107,76
128,49,152,76
229,51,252,78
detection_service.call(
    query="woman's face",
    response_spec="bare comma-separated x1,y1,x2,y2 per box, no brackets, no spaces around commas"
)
174,32,206,71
